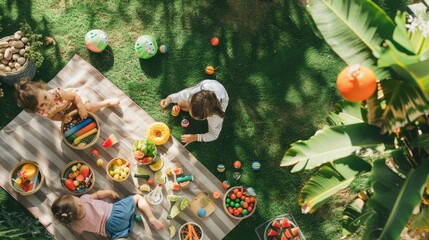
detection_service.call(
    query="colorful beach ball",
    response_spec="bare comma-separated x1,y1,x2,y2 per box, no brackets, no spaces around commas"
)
85,29,108,53
252,161,261,171
217,164,225,173
159,44,168,53
135,35,158,59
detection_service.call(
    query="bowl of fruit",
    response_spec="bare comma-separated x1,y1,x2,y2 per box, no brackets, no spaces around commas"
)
61,110,100,150
61,160,95,195
106,158,131,182
223,186,257,219
9,160,45,196
132,139,158,165
178,222,204,240
264,216,304,240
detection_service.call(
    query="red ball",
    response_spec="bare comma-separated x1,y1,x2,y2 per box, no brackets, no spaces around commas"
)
233,161,241,169
211,37,219,46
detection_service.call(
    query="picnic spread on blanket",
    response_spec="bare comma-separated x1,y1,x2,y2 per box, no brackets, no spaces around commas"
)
0,54,251,240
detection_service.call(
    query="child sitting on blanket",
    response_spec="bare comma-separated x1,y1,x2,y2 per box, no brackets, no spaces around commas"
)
15,79,120,122
159,79,229,144
51,190,164,239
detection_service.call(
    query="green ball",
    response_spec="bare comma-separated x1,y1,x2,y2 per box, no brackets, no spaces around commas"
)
135,35,158,59
135,214,142,222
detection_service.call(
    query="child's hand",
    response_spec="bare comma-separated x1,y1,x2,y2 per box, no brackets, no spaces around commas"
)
63,115,72,123
78,107,88,119
159,97,171,110
181,134,197,145
110,190,119,199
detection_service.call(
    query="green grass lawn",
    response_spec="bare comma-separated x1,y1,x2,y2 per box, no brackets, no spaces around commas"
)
0,0,407,239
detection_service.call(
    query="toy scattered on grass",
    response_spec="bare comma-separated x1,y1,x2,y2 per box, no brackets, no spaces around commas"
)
181,118,189,128
96,158,104,167
146,122,171,145
85,29,108,53
159,44,168,53
336,64,376,102
233,160,241,169
252,161,261,171
213,191,221,199
135,35,158,59
211,37,219,46
61,161,94,195
233,172,241,181
91,149,99,158
171,105,180,116
223,186,257,219
222,180,230,189
205,65,219,75
217,164,225,173
102,134,118,148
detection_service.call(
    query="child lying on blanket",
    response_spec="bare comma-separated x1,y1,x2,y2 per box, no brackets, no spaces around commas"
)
51,190,164,240
15,79,120,122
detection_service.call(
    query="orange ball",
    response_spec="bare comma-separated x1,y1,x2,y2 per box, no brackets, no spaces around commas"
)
336,64,377,102
205,66,215,75
211,37,219,46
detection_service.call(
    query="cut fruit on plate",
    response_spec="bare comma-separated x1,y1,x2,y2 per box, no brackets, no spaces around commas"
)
169,225,176,238
264,217,302,240
167,194,181,202
139,184,151,192
154,170,166,184
102,134,118,148
149,159,164,171
167,196,190,220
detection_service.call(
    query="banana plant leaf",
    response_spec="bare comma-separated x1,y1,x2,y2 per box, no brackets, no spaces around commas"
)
411,134,429,150
299,155,371,213
281,123,394,172
342,198,371,238
366,78,429,133
409,204,429,230
327,100,364,126
392,12,415,54
306,0,395,80
364,151,429,240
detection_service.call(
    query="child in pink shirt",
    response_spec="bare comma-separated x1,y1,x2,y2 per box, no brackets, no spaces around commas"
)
51,190,163,239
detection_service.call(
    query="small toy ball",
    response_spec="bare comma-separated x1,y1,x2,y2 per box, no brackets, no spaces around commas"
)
159,44,168,53
96,158,104,167
233,172,241,180
198,208,207,218
213,190,221,199
171,105,180,117
252,161,261,171
84,29,108,53
91,149,99,158
222,180,231,189
205,66,215,75
217,164,225,173
233,161,241,169
181,118,189,128
135,214,143,222
336,64,376,102
211,37,219,46
135,35,158,59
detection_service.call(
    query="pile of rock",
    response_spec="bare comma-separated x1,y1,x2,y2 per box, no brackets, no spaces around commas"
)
0,31,31,74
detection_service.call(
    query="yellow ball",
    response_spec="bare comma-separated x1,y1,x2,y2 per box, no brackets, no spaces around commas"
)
96,159,104,167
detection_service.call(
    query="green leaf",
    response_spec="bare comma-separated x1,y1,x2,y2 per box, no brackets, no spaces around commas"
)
364,152,429,240
409,204,429,230
281,123,394,172
342,198,371,238
327,100,365,126
299,156,371,213
392,12,415,54
306,0,395,80
410,134,429,149
366,79,429,133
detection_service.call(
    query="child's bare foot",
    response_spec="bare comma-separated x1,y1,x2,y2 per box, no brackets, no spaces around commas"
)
149,217,164,231
105,98,120,107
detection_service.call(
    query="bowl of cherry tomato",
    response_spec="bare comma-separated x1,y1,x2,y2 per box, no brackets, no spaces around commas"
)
222,186,257,219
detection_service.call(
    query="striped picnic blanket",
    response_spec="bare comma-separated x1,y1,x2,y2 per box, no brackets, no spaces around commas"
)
0,54,239,240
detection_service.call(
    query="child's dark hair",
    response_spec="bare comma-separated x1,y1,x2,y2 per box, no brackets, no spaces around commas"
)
190,90,224,120
15,79,47,113
51,195,78,224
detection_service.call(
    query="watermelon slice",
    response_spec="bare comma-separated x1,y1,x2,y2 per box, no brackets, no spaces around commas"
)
285,229,292,238
281,217,290,228
271,219,281,229
102,134,118,147
267,229,278,237
280,233,287,240
291,227,300,236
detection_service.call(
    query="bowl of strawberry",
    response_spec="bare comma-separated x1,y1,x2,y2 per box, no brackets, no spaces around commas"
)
61,160,95,195
223,186,257,219
132,139,158,165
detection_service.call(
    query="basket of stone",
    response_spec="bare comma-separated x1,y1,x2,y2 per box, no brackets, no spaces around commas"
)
0,31,37,86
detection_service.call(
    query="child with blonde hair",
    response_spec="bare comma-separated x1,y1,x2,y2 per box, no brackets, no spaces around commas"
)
51,190,164,239
160,79,229,144
15,79,120,122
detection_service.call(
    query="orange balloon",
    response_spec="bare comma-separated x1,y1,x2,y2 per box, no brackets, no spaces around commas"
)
336,64,377,102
